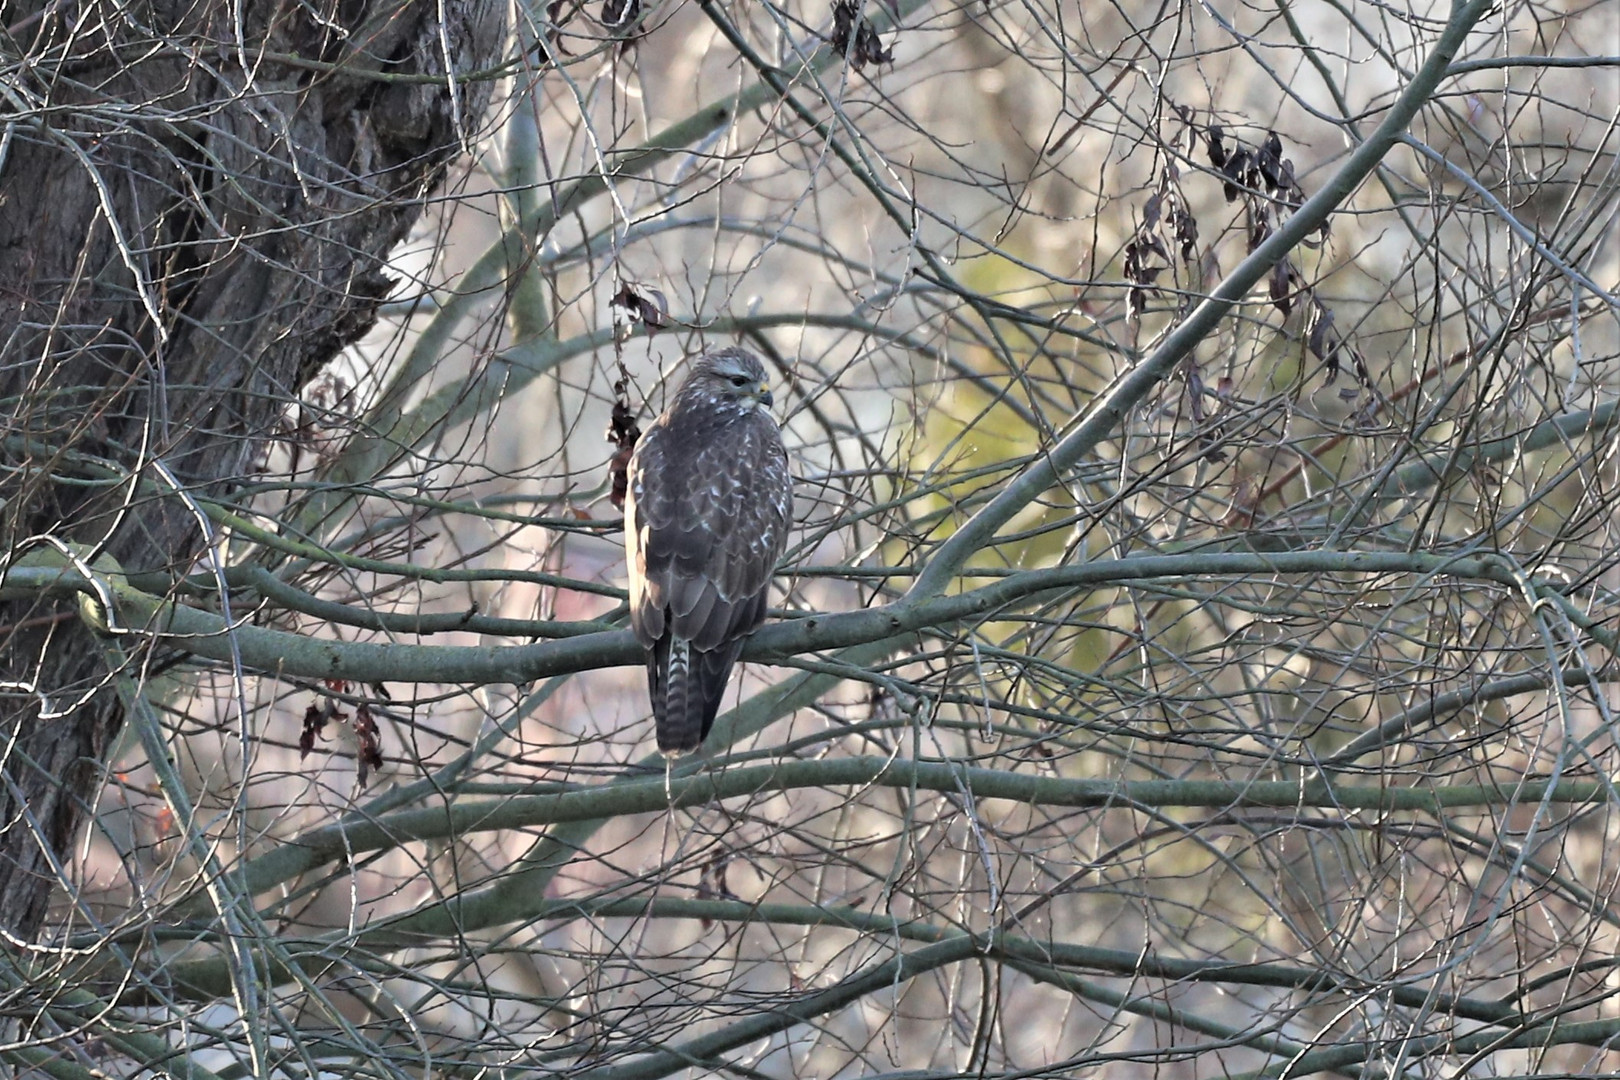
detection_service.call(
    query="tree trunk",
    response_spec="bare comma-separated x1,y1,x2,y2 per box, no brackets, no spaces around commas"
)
0,0,504,940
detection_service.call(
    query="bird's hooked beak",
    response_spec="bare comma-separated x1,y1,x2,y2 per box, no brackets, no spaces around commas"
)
757,384,774,408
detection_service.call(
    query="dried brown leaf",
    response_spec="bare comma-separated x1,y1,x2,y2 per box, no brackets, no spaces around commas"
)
830,0,893,69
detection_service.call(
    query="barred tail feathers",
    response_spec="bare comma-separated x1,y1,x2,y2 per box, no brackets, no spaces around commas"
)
650,635,744,756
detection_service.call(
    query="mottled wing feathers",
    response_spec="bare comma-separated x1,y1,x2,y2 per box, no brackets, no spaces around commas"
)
625,348,792,755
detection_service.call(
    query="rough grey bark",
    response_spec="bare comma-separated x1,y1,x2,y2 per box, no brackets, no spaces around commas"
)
0,0,504,940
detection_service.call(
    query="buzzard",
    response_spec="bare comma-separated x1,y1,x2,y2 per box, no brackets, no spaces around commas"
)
624,347,793,755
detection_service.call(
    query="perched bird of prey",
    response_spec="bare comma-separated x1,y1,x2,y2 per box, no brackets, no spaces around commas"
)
624,347,793,755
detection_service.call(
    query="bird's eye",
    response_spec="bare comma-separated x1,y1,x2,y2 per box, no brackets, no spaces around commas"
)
729,374,750,388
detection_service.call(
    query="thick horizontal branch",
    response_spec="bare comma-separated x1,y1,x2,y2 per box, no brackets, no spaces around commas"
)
378,895,1537,1027
142,891,1593,1065
1229,1017,1620,1080
0,547,1575,683
215,754,1604,904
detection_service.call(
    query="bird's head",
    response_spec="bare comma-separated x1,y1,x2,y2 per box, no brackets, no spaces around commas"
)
681,347,775,413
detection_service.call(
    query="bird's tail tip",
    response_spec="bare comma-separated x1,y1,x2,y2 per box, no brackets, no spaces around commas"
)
656,735,700,758
652,637,708,756
655,711,705,756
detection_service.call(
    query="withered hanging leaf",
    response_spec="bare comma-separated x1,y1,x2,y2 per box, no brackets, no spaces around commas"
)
606,378,642,511
1222,147,1251,202
610,283,671,334
1123,197,1178,322
1123,236,1166,288
599,0,646,54
535,0,576,60
1172,104,1197,152
607,422,637,510
299,699,347,759
600,0,638,29
1306,301,1368,387
1307,302,1336,369
1170,201,1198,262
1186,367,1207,423
299,703,326,759
1257,131,1285,192
1269,259,1297,317
1205,124,1227,170
353,704,384,787
1349,346,1372,389
1140,192,1162,230
1123,237,1144,280
1249,215,1271,253
830,0,894,69
1275,157,1300,202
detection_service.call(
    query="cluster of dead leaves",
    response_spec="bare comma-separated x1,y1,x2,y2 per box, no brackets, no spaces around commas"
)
535,0,897,66
299,680,387,787
606,378,642,512
1120,109,1377,469
1126,108,1371,392
611,283,671,339
1123,165,1199,324
528,0,642,60
604,283,665,511
830,0,894,69
1193,111,1368,388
